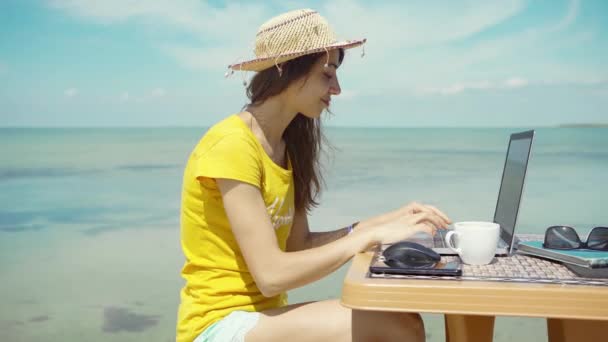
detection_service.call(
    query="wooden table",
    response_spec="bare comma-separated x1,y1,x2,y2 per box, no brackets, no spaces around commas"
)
340,251,608,342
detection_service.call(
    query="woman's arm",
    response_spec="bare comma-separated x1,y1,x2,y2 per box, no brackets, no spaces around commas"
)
217,178,447,298
217,178,374,297
286,210,353,252
286,202,451,252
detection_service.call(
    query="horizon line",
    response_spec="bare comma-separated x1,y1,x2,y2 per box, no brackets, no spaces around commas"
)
1,123,607,129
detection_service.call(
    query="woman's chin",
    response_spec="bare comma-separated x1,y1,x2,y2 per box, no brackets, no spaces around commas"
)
300,110,323,119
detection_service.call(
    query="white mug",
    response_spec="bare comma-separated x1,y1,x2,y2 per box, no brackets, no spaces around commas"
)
445,221,500,265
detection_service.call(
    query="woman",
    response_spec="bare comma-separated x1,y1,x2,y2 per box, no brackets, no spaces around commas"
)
177,9,451,342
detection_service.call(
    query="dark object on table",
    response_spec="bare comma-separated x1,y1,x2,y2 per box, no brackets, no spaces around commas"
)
517,241,608,268
564,263,608,278
383,241,441,269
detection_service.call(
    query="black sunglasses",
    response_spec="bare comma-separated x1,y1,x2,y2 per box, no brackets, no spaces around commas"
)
543,226,608,251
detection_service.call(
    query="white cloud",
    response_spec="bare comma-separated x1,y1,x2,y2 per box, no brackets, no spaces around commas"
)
49,0,271,71
50,0,529,49
162,45,241,71
416,76,608,96
64,88,78,97
417,81,492,96
418,77,532,95
49,0,266,41
50,0,207,27
505,77,528,88
549,0,580,32
116,88,170,103
49,0,526,73
540,78,608,88
49,0,592,90
324,0,584,91
442,0,582,72
324,0,526,49
151,88,166,97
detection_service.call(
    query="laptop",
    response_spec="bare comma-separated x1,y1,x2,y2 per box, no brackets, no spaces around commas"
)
411,130,535,256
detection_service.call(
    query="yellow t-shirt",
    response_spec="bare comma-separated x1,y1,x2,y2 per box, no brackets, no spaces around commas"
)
176,114,295,342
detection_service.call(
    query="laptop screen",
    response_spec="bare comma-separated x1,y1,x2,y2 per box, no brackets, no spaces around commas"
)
494,130,534,248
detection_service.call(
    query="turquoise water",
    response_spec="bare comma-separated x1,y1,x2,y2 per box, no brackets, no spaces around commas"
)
1,126,607,341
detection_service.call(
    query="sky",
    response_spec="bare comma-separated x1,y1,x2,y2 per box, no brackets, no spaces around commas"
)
0,0,607,127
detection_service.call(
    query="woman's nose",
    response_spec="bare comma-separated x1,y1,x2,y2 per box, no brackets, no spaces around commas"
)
330,77,341,95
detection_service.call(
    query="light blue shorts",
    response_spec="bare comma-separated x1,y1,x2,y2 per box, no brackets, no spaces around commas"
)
194,310,261,342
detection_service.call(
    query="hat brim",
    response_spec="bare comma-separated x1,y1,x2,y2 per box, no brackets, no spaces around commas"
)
228,38,366,72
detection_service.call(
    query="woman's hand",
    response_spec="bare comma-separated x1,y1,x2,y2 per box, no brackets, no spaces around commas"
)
354,202,452,245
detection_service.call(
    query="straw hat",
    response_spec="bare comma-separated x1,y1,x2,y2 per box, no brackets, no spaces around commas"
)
228,9,366,72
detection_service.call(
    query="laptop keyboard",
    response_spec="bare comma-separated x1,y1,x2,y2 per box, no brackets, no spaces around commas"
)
433,230,509,250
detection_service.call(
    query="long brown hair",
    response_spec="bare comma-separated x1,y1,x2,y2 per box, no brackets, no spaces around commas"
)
245,49,345,213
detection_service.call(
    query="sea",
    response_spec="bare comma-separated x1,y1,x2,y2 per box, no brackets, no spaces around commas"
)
1,126,607,341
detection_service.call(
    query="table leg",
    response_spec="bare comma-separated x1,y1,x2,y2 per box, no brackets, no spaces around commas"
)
444,314,495,342
547,318,608,342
